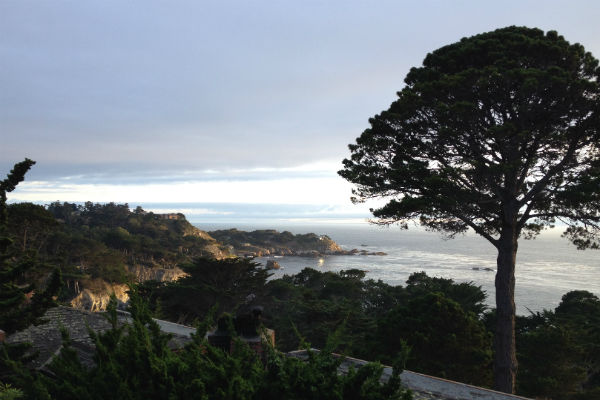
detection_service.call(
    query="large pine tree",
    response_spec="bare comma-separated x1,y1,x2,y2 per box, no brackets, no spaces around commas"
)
339,27,600,393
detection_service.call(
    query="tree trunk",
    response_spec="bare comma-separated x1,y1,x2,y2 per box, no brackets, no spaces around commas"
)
22,227,27,250
494,228,518,393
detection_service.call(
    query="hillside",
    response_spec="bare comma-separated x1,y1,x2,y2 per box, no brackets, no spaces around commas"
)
6,202,232,309
5,202,383,310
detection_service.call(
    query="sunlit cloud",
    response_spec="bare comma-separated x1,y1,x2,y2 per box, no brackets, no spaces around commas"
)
3,0,599,227
10,176,356,205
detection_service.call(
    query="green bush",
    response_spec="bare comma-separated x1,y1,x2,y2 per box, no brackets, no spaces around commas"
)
0,382,23,400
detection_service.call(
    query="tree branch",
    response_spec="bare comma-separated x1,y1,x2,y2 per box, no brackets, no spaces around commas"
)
518,134,582,207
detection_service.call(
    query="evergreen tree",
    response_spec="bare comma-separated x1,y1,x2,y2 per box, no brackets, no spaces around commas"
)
0,160,60,334
516,291,600,398
339,26,600,392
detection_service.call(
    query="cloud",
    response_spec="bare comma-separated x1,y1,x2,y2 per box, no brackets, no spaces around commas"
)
2,160,345,185
2,0,600,204
1,1,410,180
9,174,355,205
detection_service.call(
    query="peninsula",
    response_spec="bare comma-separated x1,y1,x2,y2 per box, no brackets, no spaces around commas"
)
209,228,387,258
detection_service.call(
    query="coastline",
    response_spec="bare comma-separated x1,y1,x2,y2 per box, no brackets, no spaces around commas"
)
196,222,600,315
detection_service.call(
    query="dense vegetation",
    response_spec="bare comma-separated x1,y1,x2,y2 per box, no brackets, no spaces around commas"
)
514,291,600,398
2,194,599,398
45,201,230,268
3,201,230,303
3,258,599,400
140,258,600,399
1,292,411,400
142,260,494,386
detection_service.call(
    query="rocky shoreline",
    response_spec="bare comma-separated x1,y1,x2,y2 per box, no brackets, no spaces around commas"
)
259,248,388,258
208,228,387,258
66,224,388,311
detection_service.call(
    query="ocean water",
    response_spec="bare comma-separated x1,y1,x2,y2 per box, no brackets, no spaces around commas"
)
195,222,599,315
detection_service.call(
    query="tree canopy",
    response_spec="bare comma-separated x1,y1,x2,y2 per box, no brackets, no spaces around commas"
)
340,26,600,242
0,160,60,335
339,26,600,393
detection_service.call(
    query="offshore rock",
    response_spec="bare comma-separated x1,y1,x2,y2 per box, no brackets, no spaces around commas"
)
265,260,281,270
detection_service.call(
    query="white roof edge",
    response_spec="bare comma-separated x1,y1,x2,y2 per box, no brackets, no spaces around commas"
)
287,350,532,400
397,369,531,400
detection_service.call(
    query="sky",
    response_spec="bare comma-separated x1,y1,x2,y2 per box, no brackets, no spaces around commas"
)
2,1,600,223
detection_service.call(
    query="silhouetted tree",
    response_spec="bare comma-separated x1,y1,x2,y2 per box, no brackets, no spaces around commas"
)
339,27,600,393
0,160,61,334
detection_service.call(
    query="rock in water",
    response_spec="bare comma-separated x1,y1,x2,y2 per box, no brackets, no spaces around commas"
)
265,260,281,270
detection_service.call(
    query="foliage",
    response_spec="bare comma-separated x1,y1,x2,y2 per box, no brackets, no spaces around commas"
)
5,204,57,254
339,26,600,392
339,26,600,241
0,160,60,335
0,382,24,400
44,202,228,269
516,291,600,399
3,243,597,399
260,347,411,400
3,201,231,294
0,160,36,227
149,257,272,324
375,292,492,386
15,291,411,400
263,268,403,356
209,228,340,256
141,262,492,386
405,271,487,315
518,323,585,398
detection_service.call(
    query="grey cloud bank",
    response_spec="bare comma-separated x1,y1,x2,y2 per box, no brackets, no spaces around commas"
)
2,1,401,177
2,1,600,206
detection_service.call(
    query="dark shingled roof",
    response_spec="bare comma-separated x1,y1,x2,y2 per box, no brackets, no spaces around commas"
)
5,306,193,370
6,306,118,369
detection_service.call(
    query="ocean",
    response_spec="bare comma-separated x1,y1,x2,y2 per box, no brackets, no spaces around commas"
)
195,222,600,315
